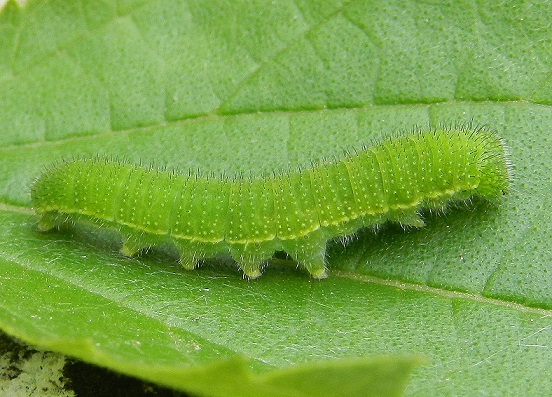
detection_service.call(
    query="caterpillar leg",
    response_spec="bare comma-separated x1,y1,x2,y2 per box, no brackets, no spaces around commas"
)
296,253,328,279
36,212,64,231
120,237,146,257
178,252,202,270
281,232,329,279
388,209,425,228
234,255,266,279
229,243,277,279
176,241,228,271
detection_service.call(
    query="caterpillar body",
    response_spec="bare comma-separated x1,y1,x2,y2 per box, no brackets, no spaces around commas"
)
31,127,511,279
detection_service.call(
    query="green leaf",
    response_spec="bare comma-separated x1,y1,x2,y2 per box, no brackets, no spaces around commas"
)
1,0,551,396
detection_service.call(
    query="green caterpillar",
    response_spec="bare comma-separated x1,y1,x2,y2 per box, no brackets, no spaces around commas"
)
31,126,511,279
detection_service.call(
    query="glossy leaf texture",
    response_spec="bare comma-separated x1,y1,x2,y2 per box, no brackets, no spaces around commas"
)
0,0,551,396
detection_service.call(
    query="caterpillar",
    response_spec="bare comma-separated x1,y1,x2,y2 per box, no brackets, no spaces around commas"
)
31,126,511,279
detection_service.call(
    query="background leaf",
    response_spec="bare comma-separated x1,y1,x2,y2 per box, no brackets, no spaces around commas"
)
1,0,551,396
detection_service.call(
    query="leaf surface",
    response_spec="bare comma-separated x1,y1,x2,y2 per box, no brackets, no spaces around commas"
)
0,1,551,396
